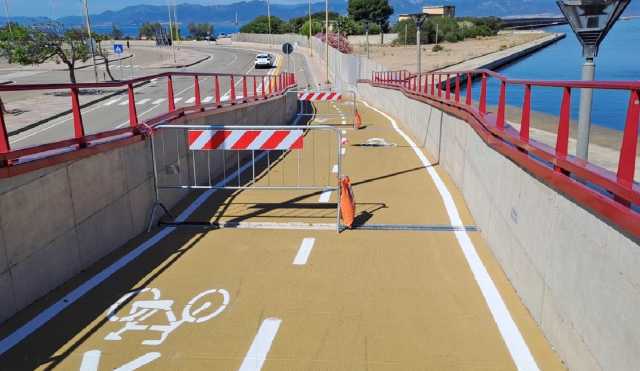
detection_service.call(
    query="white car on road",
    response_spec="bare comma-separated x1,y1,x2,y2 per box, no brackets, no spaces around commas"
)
254,53,275,69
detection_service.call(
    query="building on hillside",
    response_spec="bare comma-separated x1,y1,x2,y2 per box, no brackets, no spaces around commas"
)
423,5,456,17
398,5,456,22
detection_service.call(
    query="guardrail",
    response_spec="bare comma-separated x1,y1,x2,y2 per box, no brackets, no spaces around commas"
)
0,71,296,175
370,69,639,237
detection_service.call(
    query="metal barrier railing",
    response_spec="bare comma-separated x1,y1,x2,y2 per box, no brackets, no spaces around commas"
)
147,124,344,232
369,69,640,238
294,89,358,128
0,71,297,171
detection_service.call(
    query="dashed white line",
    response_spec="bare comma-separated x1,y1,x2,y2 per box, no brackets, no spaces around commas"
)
331,164,338,174
293,238,316,266
103,98,121,106
152,98,166,105
117,100,129,106
238,318,282,371
202,96,213,103
174,97,183,103
341,148,346,156
318,189,332,203
185,97,196,104
136,98,150,105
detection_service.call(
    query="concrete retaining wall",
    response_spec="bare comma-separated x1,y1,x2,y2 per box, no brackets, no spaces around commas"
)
0,94,297,324
357,83,640,371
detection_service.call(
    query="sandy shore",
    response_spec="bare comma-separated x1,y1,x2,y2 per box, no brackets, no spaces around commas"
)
355,31,549,72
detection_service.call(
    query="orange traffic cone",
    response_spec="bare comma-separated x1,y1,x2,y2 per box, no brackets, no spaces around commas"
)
354,110,363,130
340,176,356,229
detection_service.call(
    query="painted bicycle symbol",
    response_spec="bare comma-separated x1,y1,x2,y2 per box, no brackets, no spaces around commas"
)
104,287,230,346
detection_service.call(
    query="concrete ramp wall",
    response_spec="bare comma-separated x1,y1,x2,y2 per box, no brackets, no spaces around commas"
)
0,94,297,324
357,83,640,371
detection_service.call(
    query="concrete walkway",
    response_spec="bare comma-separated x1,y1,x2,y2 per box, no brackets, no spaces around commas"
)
0,98,565,370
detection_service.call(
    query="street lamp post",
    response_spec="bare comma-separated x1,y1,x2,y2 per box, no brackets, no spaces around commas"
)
365,21,370,59
266,0,272,46
409,13,428,88
557,0,630,160
325,0,329,84
81,0,99,83
308,0,313,56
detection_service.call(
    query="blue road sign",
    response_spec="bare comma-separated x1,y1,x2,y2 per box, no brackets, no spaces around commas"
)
113,44,124,55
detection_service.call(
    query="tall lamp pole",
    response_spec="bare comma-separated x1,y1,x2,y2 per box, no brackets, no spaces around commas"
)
267,0,272,46
325,0,329,84
365,20,370,59
557,0,630,160
308,0,313,56
409,13,428,87
166,0,176,63
81,0,99,83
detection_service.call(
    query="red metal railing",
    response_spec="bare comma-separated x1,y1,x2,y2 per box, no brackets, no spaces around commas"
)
0,71,296,173
370,69,640,237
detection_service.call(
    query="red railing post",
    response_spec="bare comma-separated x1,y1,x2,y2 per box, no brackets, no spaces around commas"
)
194,76,202,107
455,74,461,103
466,73,472,106
230,75,237,104
0,107,9,154
214,75,221,107
479,73,487,114
127,83,138,127
242,76,248,102
438,74,443,97
520,84,532,142
253,76,257,99
70,87,85,141
431,74,435,96
167,76,176,112
445,74,451,100
617,89,640,184
268,76,273,96
556,87,572,160
496,80,507,129
423,74,428,95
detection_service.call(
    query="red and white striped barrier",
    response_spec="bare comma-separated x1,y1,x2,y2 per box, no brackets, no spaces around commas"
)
188,129,304,151
297,92,342,101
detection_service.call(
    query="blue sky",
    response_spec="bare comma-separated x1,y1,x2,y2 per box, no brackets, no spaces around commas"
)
7,0,309,17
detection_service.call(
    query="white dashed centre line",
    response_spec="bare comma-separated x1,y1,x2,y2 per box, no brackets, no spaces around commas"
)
293,238,316,265
238,318,282,371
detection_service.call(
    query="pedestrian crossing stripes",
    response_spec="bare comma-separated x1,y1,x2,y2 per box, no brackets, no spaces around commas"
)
152,98,166,105
102,93,259,108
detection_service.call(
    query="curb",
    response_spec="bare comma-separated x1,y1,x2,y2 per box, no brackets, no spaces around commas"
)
153,55,212,69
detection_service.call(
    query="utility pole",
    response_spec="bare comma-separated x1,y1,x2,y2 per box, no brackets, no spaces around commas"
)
267,0,272,46
404,23,408,47
2,0,12,35
308,0,312,56
166,0,176,63
173,0,180,43
325,0,329,84
410,14,428,88
82,0,99,83
365,21,370,59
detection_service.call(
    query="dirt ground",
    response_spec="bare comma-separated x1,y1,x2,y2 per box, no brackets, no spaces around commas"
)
355,31,548,72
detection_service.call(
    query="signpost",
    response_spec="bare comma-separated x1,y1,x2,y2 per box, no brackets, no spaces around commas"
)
114,44,125,80
282,42,294,75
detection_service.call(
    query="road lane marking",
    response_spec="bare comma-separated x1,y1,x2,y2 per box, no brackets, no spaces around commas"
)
118,100,129,106
114,352,161,371
136,98,150,105
0,154,268,356
152,98,165,105
341,148,346,156
361,100,540,371
174,97,183,103
103,98,122,106
293,238,316,265
79,350,101,371
238,318,282,371
331,164,338,174
318,189,332,203
185,97,196,104
202,96,213,103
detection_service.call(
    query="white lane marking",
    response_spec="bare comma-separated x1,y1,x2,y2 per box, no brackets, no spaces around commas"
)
209,222,335,231
341,130,347,135
174,97,183,103
0,154,267,356
318,189,332,203
79,350,101,371
152,98,165,105
185,97,196,104
103,98,122,106
293,238,316,266
114,352,161,371
238,318,282,371
202,96,213,103
136,98,150,105
361,100,540,371
117,100,129,106
341,148,346,156
331,164,338,174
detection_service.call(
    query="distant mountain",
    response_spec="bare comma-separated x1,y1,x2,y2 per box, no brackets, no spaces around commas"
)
4,0,640,29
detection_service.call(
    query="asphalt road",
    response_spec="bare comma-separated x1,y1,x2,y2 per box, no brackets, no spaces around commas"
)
5,43,311,151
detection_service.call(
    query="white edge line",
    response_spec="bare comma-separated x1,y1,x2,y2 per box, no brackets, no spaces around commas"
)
0,152,268,356
360,99,540,371
292,238,316,265
238,318,282,371
318,189,332,203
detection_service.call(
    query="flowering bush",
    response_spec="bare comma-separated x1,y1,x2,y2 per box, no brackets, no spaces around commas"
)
315,32,353,54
